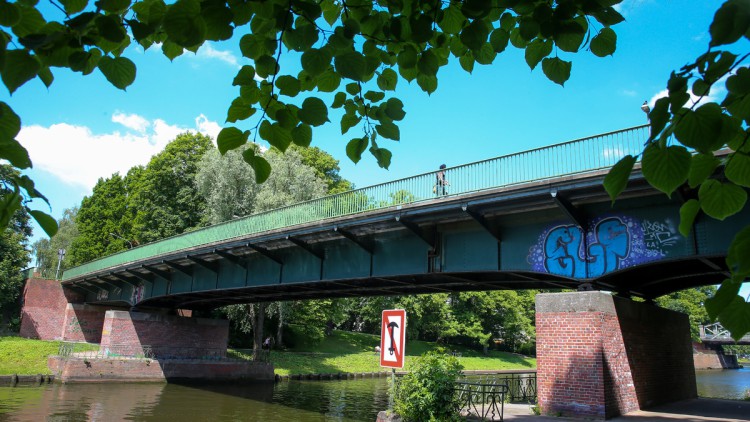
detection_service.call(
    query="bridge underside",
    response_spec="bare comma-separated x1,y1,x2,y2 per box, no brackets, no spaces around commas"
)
63,169,743,311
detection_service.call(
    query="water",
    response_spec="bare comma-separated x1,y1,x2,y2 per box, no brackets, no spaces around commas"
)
0,379,389,422
696,367,750,400
0,369,747,421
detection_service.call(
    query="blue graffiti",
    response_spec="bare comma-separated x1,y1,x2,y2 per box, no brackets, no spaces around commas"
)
543,217,630,278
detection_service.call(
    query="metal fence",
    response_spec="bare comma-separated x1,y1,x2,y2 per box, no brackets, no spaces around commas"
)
456,380,509,421
460,372,537,403
57,342,270,362
63,125,649,281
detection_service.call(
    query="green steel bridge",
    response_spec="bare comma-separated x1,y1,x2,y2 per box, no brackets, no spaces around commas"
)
60,125,747,310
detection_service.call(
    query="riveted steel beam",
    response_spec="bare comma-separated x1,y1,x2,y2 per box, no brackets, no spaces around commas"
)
142,265,172,281
550,189,587,228
394,214,435,249
247,243,283,265
187,256,219,273
214,249,246,268
461,204,501,242
163,260,193,277
333,226,374,255
286,236,325,261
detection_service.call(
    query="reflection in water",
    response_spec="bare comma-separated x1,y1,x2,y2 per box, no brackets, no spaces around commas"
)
696,367,750,400
1,369,747,421
0,379,389,422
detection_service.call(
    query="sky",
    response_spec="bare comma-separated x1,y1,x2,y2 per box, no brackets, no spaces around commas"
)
2,0,747,296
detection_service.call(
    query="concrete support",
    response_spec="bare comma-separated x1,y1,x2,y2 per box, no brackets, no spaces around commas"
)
693,342,740,369
61,304,110,343
536,292,696,420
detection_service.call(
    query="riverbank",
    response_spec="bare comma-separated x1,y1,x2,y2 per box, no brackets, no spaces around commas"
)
1,331,536,377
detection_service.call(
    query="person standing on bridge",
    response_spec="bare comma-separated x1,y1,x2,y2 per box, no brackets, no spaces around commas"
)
435,164,449,196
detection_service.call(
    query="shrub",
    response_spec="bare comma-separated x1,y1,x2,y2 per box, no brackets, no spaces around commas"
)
392,351,464,422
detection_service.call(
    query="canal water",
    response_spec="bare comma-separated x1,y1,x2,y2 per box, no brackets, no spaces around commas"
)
0,369,747,421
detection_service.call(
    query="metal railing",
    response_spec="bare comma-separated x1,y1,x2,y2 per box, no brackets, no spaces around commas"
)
63,125,649,281
461,372,537,403
57,342,271,362
457,380,509,421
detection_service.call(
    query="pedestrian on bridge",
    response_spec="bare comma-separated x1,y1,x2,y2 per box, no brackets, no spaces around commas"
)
435,164,449,196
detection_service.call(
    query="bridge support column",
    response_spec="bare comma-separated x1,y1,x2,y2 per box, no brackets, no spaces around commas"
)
20,278,85,340
536,292,696,420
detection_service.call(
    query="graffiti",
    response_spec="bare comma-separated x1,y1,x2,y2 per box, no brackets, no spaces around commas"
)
66,316,96,336
96,290,109,301
528,215,677,278
642,220,679,255
541,217,629,278
131,284,144,304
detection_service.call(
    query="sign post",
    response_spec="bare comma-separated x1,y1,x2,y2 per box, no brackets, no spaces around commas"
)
380,309,406,411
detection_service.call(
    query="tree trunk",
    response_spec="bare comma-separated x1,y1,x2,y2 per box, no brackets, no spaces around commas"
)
276,302,284,348
253,302,266,355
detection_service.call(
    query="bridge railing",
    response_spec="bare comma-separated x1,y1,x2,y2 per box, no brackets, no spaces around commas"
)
63,125,649,282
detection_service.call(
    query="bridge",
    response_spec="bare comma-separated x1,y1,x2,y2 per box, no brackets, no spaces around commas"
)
700,323,750,345
59,124,743,310
22,124,749,419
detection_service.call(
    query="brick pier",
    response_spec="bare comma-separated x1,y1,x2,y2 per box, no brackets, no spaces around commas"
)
536,291,697,419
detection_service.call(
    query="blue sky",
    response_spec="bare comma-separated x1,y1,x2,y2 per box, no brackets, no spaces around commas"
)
3,0,747,296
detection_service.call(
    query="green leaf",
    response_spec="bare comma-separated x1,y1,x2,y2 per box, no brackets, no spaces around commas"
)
460,19,489,51
96,15,128,43
99,0,131,13
226,98,255,123
291,124,312,147
340,111,360,134
417,74,437,94
524,39,552,70
364,90,385,102
346,137,368,163
255,55,279,78
474,43,496,65
603,155,635,202
459,52,474,73
316,69,341,92
554,20,586,53
698,179,747,220
98,56,136,90
345,82,360,96
377,68,398,91
0,138,31,169
376,121,399,141
541,57,571,86
298,97,329,127
674,103,725,153
718,296,750,341
233,65,256,86
397,46,418,69
648,97,670,141
728,226,750,277
709,0,750,47
301,48,332,77
11,5,45,38
517,17,539,41
0,101,21,140
370,146,392,169
726,67,750,95
489,29,509,53
688,153,720,188
385,98,405,121
678,199,700,237
417,49,439,76
706,278,741,320
0,1,21,26
1,50,39,94
216,126,248,154
641,143,690,197
331,92,347,109
275,75,300,97
259,120,292,152
163,0,206,47
29,210,58,237
439,5,465,34
0,188,22,230
591,7,625,26
725,152,750,187
162,41,184,60
334,51,367,82
590,27,616,57
242,149,271,183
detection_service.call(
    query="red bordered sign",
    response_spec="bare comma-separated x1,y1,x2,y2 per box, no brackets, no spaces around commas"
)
380,309,406,368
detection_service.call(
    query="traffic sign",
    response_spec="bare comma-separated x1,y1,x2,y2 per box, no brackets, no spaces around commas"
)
380,309,406,368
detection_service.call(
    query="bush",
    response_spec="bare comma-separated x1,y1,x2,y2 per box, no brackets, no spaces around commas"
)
392,351,464,422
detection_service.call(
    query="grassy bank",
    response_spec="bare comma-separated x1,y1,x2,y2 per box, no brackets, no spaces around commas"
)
0,331,536,376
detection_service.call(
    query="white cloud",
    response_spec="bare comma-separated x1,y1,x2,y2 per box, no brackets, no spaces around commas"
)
621,89,637,97
196,114,222,142
112,112,151,134
196,42,240,68
614,0,653,17
647,78,725,110
17,113,223,191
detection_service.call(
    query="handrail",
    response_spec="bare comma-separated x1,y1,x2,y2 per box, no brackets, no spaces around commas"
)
63,125,650,281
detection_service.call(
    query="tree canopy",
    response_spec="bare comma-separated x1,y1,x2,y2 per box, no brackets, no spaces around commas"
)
0,0,749,338
0,165,31,329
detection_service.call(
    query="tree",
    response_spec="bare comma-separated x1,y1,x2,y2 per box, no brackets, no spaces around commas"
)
0,165,31,329
656,286,716,341
130,132,213,243
0,0,626,238
292,145,353,194
31,206,78,278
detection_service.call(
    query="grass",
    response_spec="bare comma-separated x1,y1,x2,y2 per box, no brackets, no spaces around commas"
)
259,330,536,376
0,337,65,375
0,331,536,377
